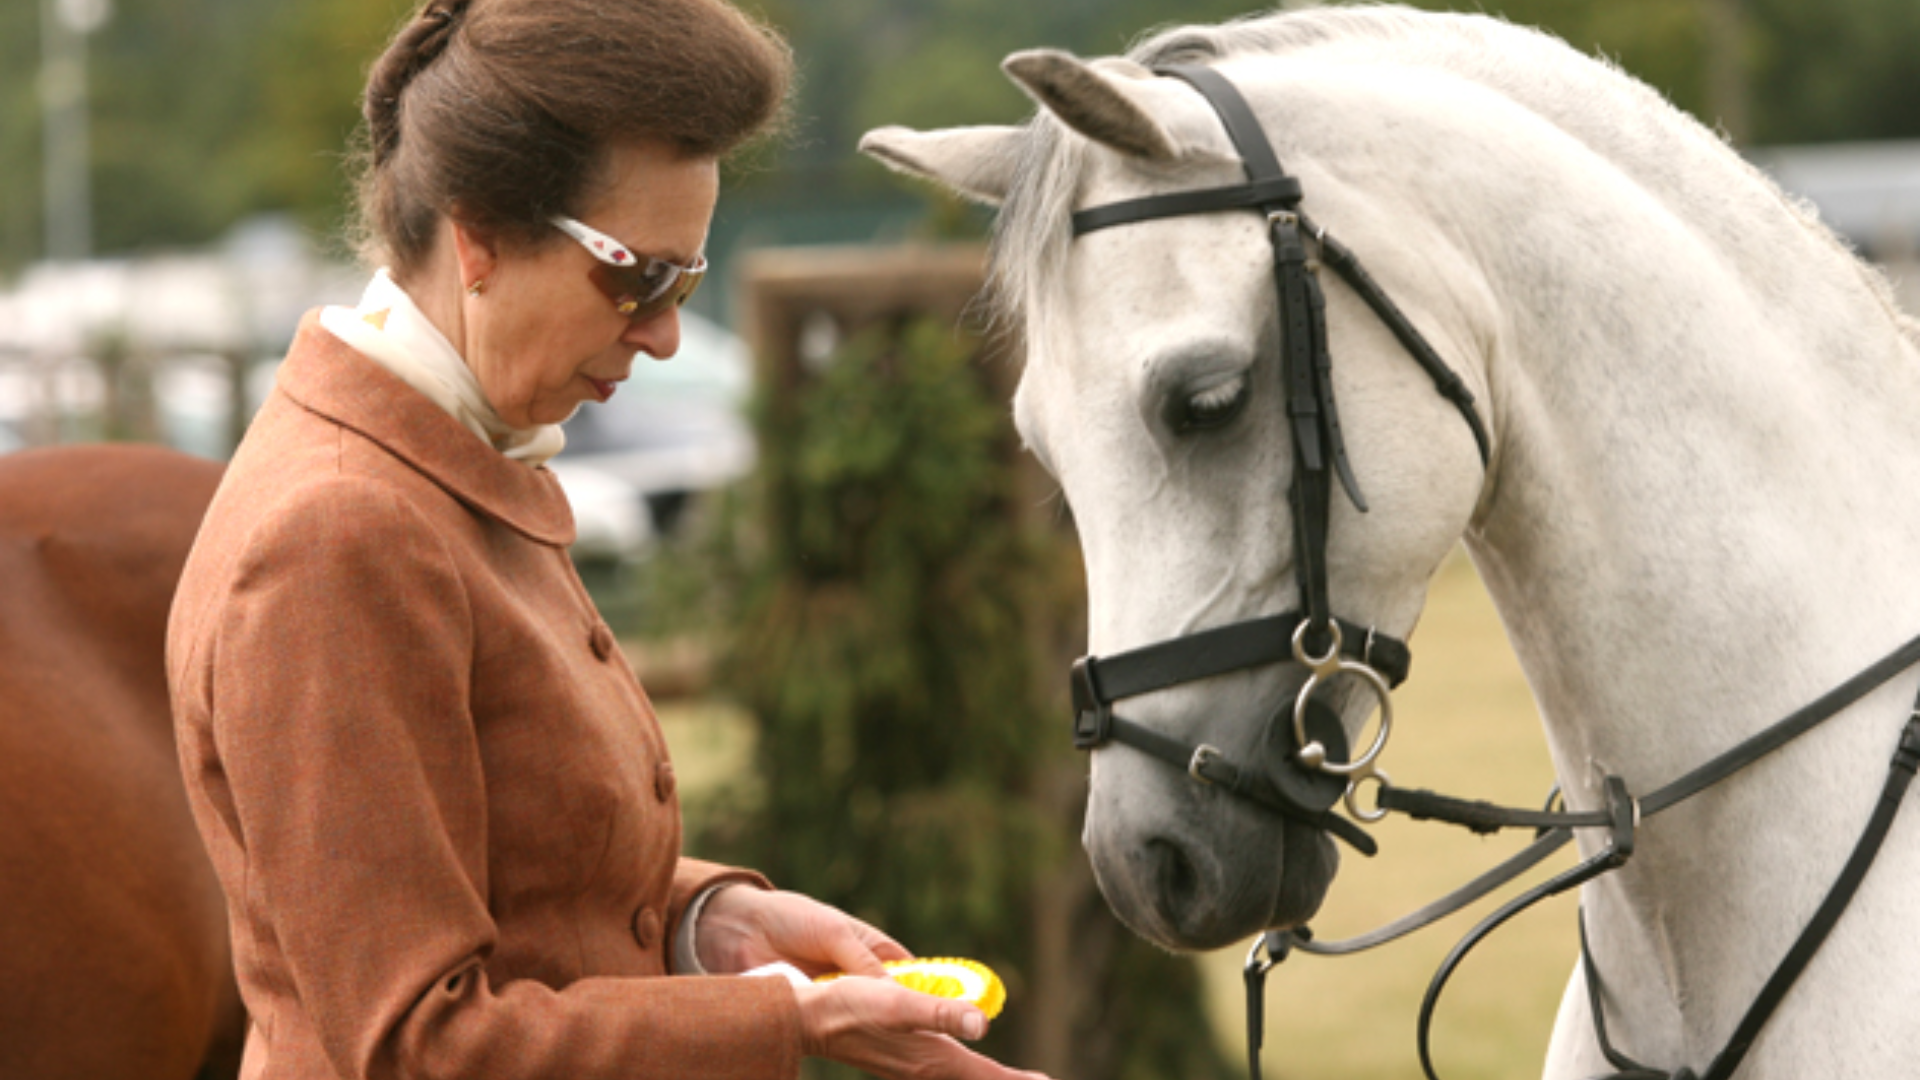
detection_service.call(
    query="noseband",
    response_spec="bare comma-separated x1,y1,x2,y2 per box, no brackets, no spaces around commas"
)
1062,63,1920,1080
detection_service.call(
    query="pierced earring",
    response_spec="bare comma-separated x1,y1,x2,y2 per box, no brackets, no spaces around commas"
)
466,278,487,297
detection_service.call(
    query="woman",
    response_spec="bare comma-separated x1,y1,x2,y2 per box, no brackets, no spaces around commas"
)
166,2,1050,1078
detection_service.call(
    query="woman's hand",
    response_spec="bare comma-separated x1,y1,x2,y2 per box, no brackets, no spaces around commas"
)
696,888,1054,1080
795,975,1053,1080
695,886,907,978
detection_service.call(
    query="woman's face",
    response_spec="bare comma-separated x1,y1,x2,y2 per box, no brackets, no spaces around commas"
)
461,141,720,428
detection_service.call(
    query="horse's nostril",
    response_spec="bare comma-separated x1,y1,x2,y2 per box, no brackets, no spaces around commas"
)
1147,837,1202,919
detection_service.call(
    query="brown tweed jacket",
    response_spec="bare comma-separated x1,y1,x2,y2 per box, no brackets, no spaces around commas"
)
168,315,801,1080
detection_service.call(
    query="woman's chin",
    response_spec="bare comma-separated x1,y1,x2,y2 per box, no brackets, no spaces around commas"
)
515,397,584,427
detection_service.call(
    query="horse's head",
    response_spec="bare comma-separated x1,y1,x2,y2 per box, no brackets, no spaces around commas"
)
864,45,1492,950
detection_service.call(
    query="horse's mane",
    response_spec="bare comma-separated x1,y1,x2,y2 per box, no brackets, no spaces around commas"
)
989,3,1920,348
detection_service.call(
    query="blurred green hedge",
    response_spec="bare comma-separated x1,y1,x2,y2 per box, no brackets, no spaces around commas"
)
663,315,1234,1080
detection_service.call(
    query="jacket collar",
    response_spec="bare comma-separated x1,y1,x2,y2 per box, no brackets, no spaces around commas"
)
277,312,577,547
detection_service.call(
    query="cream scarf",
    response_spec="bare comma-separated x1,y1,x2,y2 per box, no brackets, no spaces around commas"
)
320,270,567,467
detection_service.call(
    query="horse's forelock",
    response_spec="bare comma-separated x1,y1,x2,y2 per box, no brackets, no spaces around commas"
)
985,117,1073,344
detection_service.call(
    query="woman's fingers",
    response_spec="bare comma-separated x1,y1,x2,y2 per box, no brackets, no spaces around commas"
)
819,915,907,977
722,889,907,977
796,979,1053,1080
703,891,1049,1079
855,918,914,963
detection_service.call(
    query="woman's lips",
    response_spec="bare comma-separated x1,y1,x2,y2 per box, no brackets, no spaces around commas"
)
585,376,618,402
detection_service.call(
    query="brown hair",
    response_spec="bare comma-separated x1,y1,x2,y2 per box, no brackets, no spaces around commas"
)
353,0,792,274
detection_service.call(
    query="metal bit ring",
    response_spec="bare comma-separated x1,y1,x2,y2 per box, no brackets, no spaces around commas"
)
1346,769,1392,823
1290,621,1396,782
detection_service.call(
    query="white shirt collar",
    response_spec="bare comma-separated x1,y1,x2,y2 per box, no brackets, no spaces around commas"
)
319,269,567,467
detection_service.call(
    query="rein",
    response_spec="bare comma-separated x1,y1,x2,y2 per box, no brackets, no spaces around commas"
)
1260,642,1920,1080
1064,62,1920,1080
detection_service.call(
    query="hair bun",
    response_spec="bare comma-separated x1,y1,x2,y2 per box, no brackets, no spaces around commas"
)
365,0,475,166
416,0,473,62
354,0,793,276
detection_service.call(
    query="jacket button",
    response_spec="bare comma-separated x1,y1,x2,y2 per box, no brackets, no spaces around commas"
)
654,761,677,803
631,905,662,950
590,623,616,661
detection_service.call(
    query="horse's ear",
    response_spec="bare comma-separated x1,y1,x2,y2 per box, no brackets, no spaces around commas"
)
1002,49,1177,162
858,125,1023,207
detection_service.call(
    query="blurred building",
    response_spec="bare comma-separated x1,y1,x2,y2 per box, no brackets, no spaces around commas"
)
0,214,362,455
1752,140,1920,312
0,213,757,561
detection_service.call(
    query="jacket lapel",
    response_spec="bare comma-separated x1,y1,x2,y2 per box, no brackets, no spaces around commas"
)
276,313,577,548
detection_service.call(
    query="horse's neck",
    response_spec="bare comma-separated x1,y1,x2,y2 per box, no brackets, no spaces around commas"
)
1470,234,1920,774
1464,122,1920,757
1456,99,1920,1070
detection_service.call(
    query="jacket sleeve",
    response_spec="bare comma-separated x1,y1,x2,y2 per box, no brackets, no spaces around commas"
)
210,477,801,1080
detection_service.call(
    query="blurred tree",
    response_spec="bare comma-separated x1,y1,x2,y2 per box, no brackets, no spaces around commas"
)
677,313,1234,1080
235,0,413,248
0,0,398,273
1746,0,1920,143
0,0,41,270
85,0,288,251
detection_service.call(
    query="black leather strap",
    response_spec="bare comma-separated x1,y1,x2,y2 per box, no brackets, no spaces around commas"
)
1640,633,1920,816
1580,914,1664,1078
1580,713,1920,1080
1160,64,1287,178
1101,713,1379,854
1074,611,1411,713
1377,626,1920,836
1250,636,1920,1080
1293,825,1572,956
1310,220,1492,465
1243,931,1295,1080
1379,785,1613,833
1305,259,1368,512
1413,778,1636,1080
1277,219,1340,641
1156,63,1356,643
1072,177,1303,236
1165,63,1351,647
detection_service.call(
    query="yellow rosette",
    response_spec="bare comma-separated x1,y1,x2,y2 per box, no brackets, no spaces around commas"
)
818,957,1007,1019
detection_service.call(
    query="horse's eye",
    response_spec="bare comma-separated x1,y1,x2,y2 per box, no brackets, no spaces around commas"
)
1175,374,1250,433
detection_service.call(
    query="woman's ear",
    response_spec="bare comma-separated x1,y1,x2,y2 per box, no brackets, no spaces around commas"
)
449,217,501,291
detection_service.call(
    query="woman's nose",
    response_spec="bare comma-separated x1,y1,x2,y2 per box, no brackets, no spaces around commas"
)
623,305,683,360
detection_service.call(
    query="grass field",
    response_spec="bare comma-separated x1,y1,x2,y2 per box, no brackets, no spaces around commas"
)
655,548,1577,1079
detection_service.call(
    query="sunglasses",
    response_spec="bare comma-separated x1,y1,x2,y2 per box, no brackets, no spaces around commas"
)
550,215,707,321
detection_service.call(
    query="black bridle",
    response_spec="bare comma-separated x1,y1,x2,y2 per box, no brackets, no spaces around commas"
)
1069,62,1491,852
1063,63,1920,1080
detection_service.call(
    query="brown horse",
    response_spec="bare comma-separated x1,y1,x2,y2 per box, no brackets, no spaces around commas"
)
0,444,242,1080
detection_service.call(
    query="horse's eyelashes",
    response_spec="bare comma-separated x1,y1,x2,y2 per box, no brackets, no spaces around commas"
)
1175,374,1250,433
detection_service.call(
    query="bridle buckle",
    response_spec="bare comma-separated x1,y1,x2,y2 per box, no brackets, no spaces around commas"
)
1189,744,1223,784
1070,656,1114,749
